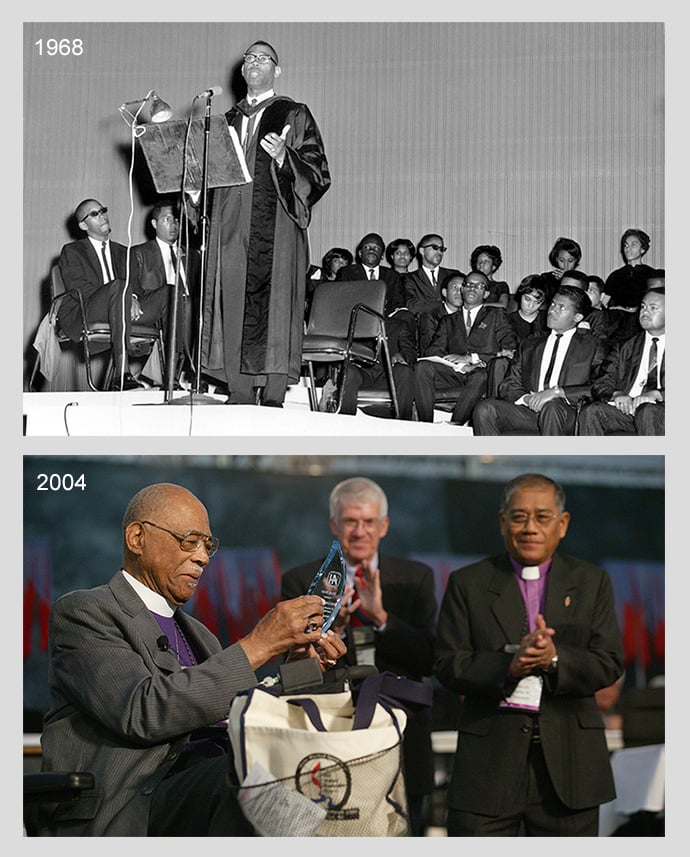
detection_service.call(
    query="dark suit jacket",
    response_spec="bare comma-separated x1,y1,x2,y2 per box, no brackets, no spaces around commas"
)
591,331,665,401
435,552,624,815
417,302,458,355
336,262,405,315
498,329,608,405
57,239,129,341
403,266,463,314
425,305,517,361
281,554,437,796
130,239,196,295
40,571,258,835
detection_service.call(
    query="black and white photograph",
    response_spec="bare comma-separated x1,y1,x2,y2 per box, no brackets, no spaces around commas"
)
22,18,666,436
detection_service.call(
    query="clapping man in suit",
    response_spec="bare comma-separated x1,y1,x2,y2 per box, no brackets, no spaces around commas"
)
281,477,437,836
40,482,345,836
57,198,170,390
336,232,405,315
403,233,463,314
435,473,624,835
578,286,665,435
472,285,607,435
413,270,517,425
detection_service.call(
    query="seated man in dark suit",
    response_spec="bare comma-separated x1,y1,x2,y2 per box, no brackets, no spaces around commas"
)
417,272,464,355
473,285,607,435
57,198,170,390
578,287,665,435
335,232,405,315
558,270,610,345
131,199,193,382
40,481,345,836
413,271,517,425
403,233,463,315
337,305,417,419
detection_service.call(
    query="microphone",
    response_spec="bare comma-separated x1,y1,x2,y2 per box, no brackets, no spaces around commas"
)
157,635,170,652
195,85,222,99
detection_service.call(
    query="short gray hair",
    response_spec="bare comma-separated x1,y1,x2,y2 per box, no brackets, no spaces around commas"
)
329,477,388,520
500,474,566,513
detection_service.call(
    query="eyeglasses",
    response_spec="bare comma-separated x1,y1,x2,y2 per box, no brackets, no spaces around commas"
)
243,53,276,65
339,517,382,533
141,520,219,557
505,511,560,528
422,244,447,253
80,206,108,222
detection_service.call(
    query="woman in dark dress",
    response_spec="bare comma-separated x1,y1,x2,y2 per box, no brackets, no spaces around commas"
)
540,236,582,302
603,228,657,341
386,237,416,276
470,244,510,309
508,275,548,341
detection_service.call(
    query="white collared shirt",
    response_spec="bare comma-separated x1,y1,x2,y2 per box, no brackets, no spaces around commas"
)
88,235,114,284
121,568,175,616
537,327,577,391
424,266,440,287
241,88,274,146
628,332,665,397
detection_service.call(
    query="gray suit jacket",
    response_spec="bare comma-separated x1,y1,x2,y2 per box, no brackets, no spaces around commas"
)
435,552,624,816
40,571,258,835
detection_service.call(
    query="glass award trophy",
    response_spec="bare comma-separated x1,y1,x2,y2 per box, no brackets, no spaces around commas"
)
306,539,347,633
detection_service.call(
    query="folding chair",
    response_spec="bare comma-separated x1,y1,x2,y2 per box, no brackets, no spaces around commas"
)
301,280,400,418
33,265,165,391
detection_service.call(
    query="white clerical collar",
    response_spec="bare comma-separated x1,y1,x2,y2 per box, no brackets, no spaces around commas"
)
521,565,541,580
121,569,175,616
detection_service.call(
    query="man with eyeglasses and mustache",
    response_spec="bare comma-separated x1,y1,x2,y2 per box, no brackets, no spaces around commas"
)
201,40,330,407
57,199,171,390
435,473,624,836
403,233,463,315
40,482,344,836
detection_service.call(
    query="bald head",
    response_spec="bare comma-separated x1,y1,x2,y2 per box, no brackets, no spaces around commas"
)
122,483,206,532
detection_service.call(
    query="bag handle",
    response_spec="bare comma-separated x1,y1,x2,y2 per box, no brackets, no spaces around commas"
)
286,697,328,731
352,671,432,730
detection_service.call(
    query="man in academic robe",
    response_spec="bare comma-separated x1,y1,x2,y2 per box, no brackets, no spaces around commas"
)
201,40,330,406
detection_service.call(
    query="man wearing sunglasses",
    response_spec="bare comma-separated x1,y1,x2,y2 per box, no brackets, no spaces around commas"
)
57,199,171,390
201,40,331,407
40,482,344,835
403,233,463,315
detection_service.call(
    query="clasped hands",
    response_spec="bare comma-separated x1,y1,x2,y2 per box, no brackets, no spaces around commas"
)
508,614,557,679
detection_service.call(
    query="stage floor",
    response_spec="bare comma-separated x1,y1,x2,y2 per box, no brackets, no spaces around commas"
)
22,384,472,437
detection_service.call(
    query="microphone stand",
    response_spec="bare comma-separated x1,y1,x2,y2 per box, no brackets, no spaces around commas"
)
168,89,224,405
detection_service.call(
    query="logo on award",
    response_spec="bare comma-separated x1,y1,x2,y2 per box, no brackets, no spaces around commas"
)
327,571,342,588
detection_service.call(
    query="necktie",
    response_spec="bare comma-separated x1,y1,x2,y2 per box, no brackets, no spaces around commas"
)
431,270,437,288
642,337,659,392
350,568,374,627
368,268,376,280
465,309,473,334
543,333,563,388
243,100,259,152
168,245,177,284
101,242,113,282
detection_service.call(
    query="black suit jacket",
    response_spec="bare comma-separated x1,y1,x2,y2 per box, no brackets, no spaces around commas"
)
425,305,517,361
591,331,665,401
336,262,405,315
56,239,128,341
498,328,608,405
403,266,463,314
417,302,458,355
130,239,196,295
435,552,624,815
281,554,437,796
